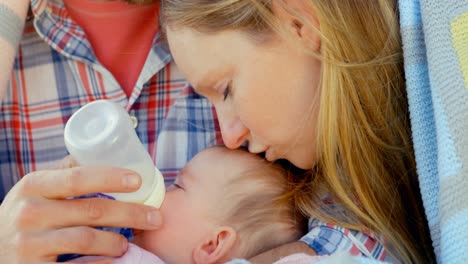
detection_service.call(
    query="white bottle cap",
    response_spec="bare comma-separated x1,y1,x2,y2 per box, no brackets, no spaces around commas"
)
64,100,165,207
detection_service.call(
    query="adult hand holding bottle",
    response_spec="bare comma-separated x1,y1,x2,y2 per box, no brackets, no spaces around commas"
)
0,160,162,264
0,2,163,263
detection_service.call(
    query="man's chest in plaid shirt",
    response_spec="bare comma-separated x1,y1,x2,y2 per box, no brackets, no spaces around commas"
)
0,22,221,199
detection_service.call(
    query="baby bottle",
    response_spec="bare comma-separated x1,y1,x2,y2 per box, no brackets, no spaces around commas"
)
64,100,165,208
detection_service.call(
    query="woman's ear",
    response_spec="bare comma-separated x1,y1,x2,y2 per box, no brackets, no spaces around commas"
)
192,226,237,264
272,0,321,51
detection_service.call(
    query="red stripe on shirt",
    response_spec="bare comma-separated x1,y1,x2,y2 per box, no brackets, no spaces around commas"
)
19,49,36,171
10,50,25,177
77,63,96,101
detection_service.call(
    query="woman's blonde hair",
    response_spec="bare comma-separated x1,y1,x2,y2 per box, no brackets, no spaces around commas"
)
161,0,434,262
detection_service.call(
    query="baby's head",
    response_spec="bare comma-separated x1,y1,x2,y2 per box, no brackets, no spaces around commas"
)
132,146,306,263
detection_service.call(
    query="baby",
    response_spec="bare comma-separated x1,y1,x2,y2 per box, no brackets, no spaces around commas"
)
75,146,306,263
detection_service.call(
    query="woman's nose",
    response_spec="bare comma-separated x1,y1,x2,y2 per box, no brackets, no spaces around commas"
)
218,112,249,149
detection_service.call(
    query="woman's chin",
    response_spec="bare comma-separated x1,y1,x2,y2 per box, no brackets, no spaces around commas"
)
289,156,316,170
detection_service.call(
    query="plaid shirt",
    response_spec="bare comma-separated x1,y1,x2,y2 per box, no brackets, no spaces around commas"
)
0,0,222,198
302,218,394,262
0,0,392,261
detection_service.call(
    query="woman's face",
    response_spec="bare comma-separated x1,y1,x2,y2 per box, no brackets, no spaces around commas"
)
166,27,322,169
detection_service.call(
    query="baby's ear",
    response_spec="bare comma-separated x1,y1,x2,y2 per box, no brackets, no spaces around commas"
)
193,226,237,264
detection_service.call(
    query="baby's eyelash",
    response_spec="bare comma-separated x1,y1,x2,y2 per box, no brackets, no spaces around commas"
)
223,83,231,101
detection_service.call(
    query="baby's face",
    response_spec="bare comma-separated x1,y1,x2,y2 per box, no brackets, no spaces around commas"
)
132,147,261,263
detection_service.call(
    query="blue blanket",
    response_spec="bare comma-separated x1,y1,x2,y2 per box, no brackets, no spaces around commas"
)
399,0,468,263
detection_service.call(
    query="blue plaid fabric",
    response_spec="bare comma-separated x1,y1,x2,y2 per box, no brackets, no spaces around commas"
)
301,218,394,262
0,0,222,199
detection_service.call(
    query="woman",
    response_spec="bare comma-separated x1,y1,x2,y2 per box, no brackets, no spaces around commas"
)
161,0,435,262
